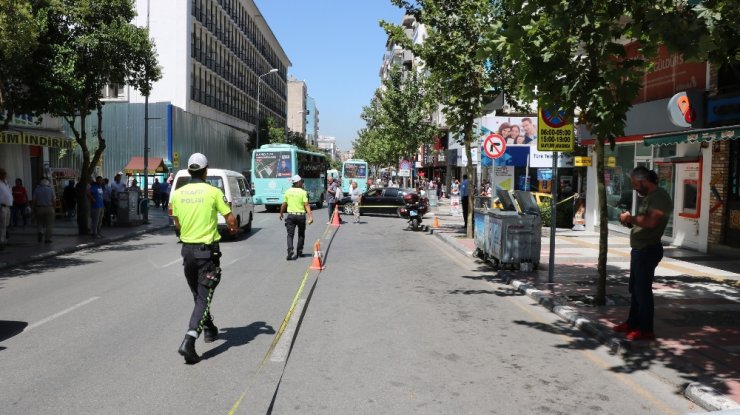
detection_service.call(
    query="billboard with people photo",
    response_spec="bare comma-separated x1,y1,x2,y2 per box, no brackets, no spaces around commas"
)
479,116,538,167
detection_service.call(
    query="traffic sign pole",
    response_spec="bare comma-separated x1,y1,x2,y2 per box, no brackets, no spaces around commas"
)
548,151,558,285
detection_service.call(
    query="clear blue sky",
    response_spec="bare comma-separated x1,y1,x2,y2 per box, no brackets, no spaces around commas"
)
254,0,404,150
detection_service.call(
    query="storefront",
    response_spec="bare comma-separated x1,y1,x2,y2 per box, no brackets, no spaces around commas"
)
644,126,740,252
0,118,76,196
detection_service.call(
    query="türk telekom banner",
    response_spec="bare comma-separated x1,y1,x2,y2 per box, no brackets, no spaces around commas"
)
530,149,574,168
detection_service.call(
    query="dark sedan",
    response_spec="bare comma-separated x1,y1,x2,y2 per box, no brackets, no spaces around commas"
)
338,187,429,217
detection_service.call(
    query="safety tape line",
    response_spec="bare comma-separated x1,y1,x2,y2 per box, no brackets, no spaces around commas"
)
227,215,338,414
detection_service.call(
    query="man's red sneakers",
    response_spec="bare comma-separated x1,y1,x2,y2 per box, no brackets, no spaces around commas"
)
613,322,632,333
626,329,656,341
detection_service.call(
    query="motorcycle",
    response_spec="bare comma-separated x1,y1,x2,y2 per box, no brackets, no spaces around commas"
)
399,193,424,231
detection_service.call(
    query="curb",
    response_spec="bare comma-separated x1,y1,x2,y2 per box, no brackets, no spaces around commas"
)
432,230,740,413
0,223,171,271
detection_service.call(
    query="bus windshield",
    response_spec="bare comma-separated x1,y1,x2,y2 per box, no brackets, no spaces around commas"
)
252,145,329,209
342,162,367,179
254,151,293,179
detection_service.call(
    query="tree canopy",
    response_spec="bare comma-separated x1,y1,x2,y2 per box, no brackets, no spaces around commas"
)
382,0,504,237
355,64,438,167
0,0,45,127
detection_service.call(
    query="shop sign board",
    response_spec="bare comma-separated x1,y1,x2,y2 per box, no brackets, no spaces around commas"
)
574,156,592,167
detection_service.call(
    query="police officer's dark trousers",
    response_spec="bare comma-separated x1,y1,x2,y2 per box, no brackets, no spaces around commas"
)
285,214,306,254
181,243,221,334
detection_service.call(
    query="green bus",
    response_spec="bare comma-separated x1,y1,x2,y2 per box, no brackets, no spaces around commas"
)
251,144,328,211
341,159,369,193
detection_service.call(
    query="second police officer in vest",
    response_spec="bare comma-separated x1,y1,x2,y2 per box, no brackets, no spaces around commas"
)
279,174,314,260
171,153,238,364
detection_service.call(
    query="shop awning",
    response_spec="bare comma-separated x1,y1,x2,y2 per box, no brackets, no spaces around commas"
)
122,157,168,175
0,127,75,149
643,126,740,146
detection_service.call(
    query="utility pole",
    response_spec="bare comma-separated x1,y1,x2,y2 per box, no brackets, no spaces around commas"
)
142,0,151,224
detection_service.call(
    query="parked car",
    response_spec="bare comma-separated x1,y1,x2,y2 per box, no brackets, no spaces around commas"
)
337,187,429,217
168,168,255,238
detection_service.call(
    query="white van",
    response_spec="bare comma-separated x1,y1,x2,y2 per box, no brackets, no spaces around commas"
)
168,168,255,236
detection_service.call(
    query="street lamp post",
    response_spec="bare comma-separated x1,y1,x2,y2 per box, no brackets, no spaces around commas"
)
255,68,278,150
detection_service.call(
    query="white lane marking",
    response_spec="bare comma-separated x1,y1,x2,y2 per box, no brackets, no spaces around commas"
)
270,299,306,362
223,258,239,267
23,297,101,333
161,258,181,268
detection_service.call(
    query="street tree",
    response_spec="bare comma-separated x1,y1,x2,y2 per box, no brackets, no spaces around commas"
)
356,64,438,175
382,0,503,238
35,0,160,233
0,0,44,127
486,0,729,304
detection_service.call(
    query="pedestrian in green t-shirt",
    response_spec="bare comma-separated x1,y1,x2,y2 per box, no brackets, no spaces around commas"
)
614,166,673,342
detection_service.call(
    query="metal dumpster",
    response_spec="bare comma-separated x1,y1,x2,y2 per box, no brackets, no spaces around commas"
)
484,190,542,270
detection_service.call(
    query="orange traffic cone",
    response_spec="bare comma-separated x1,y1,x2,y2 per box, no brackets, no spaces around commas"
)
432,215,440,228
331,205,341,227
310,240,325,270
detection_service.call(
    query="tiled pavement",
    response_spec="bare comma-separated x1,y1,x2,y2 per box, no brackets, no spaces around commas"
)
429,199,740,413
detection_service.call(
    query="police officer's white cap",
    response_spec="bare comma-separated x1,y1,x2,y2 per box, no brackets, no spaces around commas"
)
187,153,208,171
291,174,302,183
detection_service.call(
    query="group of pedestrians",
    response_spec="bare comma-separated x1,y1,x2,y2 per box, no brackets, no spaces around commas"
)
0,167,177,247
0,168,57,246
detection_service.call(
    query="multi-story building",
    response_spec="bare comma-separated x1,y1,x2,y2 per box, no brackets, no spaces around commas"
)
45,0,292,183
131,0,291,132
317,135,337,160
287,77,307,136
306,96,319,147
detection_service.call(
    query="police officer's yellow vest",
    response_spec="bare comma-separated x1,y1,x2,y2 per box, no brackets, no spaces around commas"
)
284,187,308,212
171,181,231,244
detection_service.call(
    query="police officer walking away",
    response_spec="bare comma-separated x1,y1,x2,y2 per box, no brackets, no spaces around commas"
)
171,153,238,364
279,175,314,260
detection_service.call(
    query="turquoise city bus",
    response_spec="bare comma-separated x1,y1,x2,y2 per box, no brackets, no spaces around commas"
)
341,159,369,193
252,144,328,211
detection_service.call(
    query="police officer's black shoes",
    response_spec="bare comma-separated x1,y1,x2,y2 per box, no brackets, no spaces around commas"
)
178,335,201,364
296,251,303,258
286,249,294,261
204,324,218,343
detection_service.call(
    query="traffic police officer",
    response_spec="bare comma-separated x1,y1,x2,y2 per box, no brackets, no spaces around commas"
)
171,153,237,364
279,175,314,260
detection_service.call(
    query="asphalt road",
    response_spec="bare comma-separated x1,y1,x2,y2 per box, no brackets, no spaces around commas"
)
0,208,703,414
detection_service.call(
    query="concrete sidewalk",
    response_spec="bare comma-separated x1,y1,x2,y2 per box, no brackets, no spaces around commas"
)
0,205,172,270
429,198,740,413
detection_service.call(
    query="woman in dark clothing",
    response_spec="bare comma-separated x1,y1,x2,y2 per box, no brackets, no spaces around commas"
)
63,180,76,219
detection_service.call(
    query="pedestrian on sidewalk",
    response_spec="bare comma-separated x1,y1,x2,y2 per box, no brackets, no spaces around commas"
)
11,178,29,228
615,166,673,341
88,176,104,238
0,168,12,250
152,178,161,208
32,177,56,244
171,153,237,364
63,180,76,220
102,178,112,226
326,175,339,224
162,173,173,212
460,175,470,228
349,181,362,223
279,175,314,260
